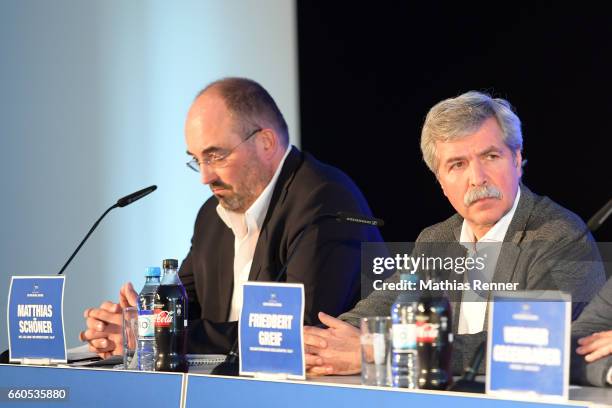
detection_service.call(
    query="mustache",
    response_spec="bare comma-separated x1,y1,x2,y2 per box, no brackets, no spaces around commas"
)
210,181,232,191
464,185,502,207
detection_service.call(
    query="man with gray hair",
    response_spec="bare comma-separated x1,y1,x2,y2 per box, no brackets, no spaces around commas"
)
304,91,606,381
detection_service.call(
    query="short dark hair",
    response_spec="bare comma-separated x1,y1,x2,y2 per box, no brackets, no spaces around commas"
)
198,77,289,146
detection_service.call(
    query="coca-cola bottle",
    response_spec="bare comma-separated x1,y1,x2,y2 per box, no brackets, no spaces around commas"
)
154,259,188,372
416,288,453,390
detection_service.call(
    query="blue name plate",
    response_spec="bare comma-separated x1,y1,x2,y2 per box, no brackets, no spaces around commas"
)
239,282,305,379
486,291,570,401
7,276,67,363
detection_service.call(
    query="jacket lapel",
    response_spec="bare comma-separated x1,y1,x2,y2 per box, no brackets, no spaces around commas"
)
450,218,465,334
248,147,304,282
491,184,536,284
483,184,536,328
216,226,235,321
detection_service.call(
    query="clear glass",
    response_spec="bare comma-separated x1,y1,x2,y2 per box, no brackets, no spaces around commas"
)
360,316,392,386
122,306,139,370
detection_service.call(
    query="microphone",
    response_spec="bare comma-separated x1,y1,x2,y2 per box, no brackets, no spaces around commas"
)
211,211,384,376
447,340,486,393
587,198,612,232
275,212,383,283
335,212,384,227
116,185,157,208
58,185,157,275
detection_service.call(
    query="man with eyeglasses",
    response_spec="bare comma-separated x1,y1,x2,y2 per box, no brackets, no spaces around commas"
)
80,77,382,358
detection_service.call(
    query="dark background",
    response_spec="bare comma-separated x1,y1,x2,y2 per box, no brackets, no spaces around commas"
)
297,3,611,243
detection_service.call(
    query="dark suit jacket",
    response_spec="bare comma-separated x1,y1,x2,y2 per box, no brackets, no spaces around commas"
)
179,147,382,353
571,276,612,387
340,184,606,375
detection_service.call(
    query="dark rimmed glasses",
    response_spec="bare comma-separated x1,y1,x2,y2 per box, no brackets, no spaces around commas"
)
186,128,262,172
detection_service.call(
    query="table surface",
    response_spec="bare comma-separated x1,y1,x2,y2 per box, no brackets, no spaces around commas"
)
306,374,612,406
185,366,612,406
2,363,610,407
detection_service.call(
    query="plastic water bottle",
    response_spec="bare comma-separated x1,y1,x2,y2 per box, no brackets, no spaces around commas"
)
137,266,161,371
390,273,420,388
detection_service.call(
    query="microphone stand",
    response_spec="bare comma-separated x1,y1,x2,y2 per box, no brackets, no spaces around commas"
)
447,340,486,393
58,204,118,275
587,198,612,233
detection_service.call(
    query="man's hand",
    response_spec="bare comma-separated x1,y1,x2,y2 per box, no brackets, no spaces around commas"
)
303,312,361,376
577,330,612,362
119,282,138,309
79,282,138,359
80,301,123,359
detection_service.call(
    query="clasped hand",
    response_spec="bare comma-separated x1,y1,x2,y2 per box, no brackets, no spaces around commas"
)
79,282,138,359
303,312,362,376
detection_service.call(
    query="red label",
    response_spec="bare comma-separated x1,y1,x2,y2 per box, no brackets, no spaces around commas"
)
416,321,439,342
154,309,174,327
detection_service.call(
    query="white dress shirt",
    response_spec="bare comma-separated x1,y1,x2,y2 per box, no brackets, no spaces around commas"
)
457,188,521,334
217,146,292,322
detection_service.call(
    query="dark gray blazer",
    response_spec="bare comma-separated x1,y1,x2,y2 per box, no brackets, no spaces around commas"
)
571,276,612,387
340,184,606,375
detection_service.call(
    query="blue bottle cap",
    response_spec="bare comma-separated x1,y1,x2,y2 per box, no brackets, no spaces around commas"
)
145,266,161,277
399,273,419,283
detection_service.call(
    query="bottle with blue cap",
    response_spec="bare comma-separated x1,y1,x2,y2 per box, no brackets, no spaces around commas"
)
137,266,161,371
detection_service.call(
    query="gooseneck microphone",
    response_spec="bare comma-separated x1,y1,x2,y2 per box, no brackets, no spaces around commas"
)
58,185,157,275
587,198,612,233
115,185,158,208
335,212,384,227
211,211,384,376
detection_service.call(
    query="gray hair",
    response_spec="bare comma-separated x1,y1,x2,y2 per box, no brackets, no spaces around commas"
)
420,91,523,175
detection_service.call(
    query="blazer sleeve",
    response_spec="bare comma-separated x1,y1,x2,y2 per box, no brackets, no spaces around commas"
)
570,277,612,387
338,271,399,327
524,227,606,320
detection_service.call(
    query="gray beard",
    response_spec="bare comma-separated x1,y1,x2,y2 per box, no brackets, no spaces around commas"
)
217,162,274,213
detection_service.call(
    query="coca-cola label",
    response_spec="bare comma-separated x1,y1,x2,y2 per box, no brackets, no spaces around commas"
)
154,309,174,327
416,321,439,342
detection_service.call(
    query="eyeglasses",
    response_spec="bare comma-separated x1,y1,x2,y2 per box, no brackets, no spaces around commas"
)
186,128,262,172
